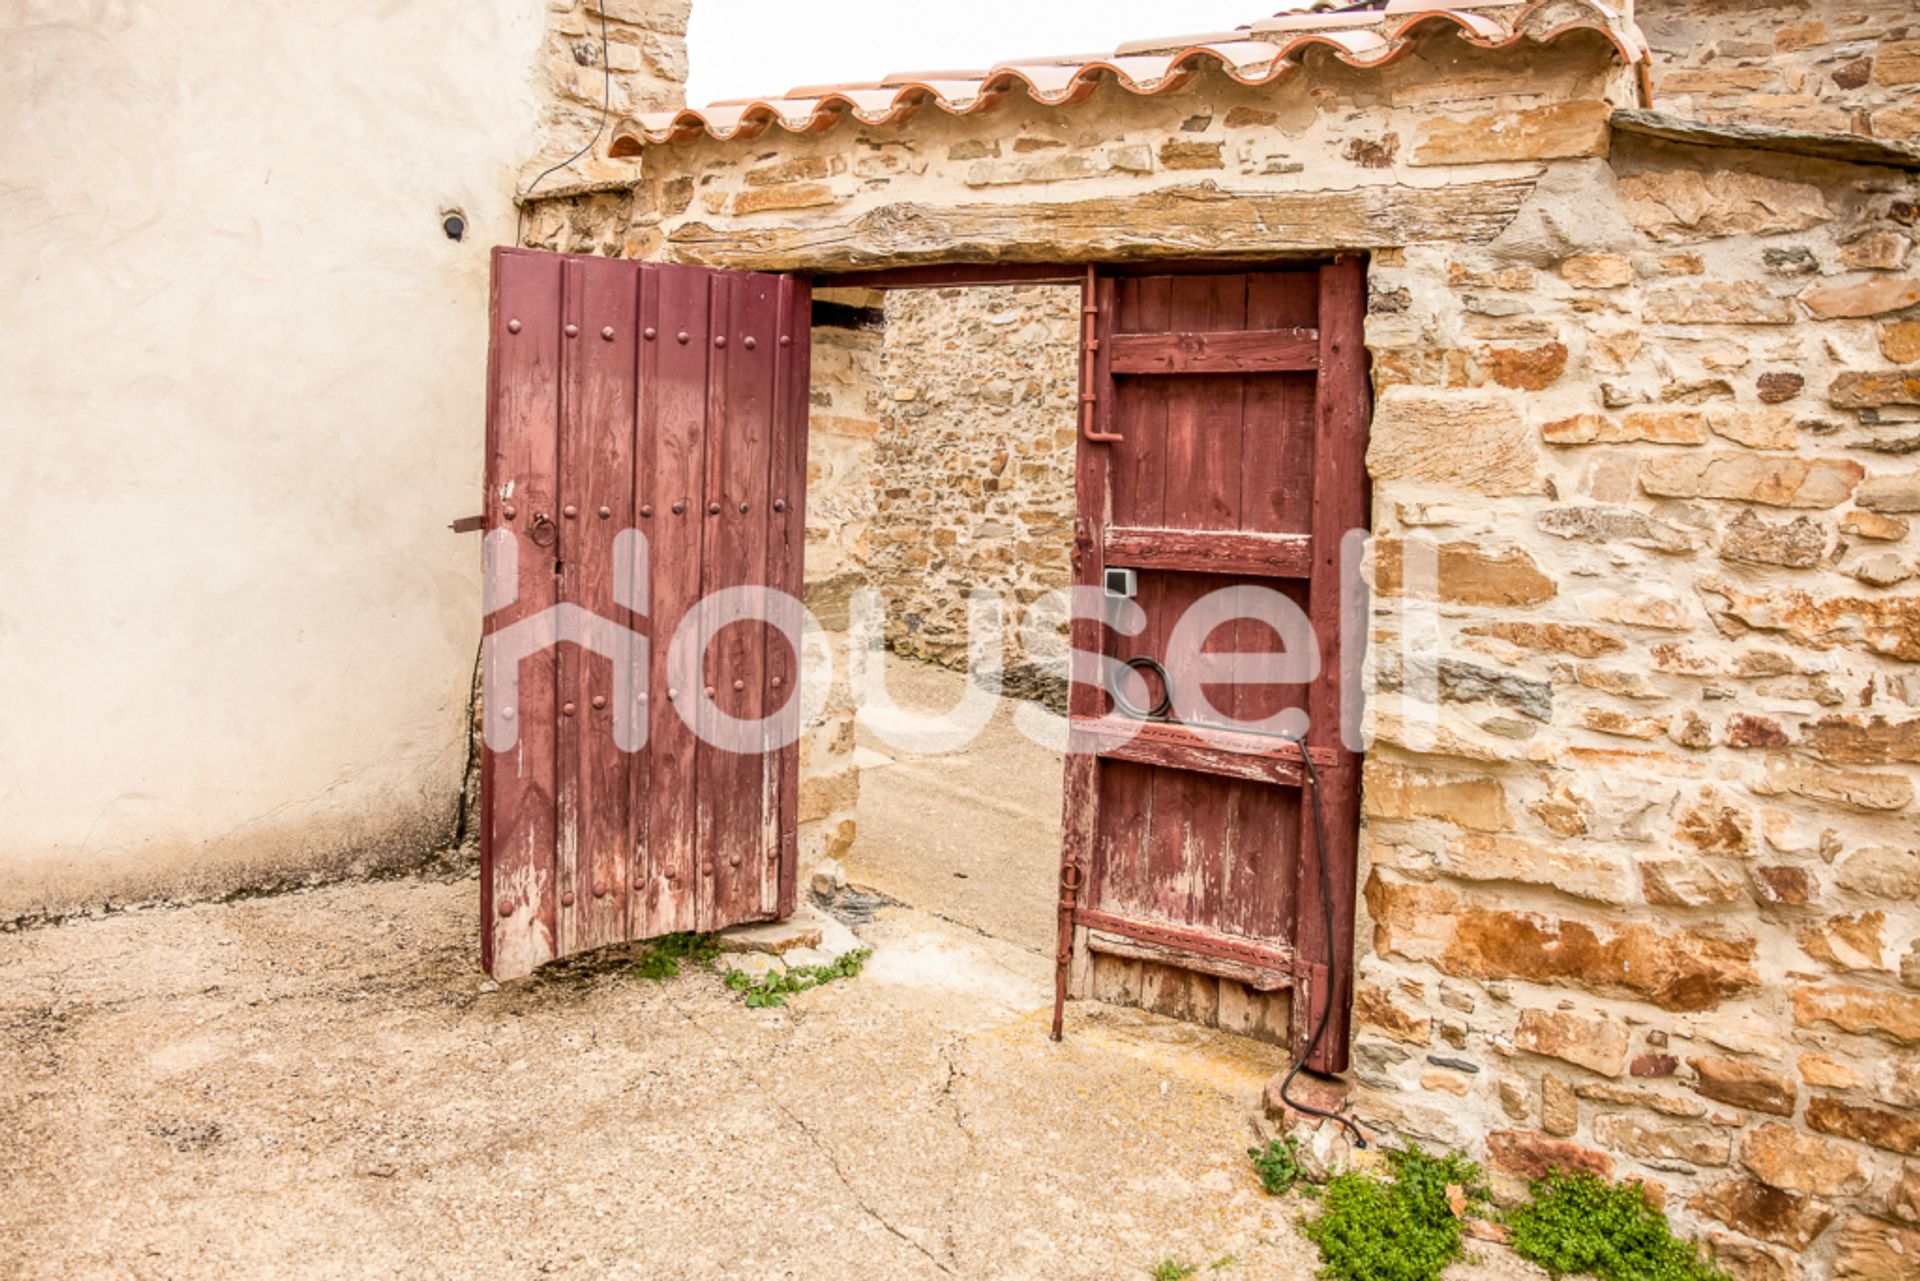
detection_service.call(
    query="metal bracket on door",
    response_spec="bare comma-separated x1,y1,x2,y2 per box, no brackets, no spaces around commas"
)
1079,264,1122,443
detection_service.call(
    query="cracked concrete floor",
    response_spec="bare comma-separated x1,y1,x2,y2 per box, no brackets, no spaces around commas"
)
0,873,1335,1281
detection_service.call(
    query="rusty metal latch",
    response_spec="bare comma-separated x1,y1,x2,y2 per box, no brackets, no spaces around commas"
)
1079,264,1122,443
449,514,485,533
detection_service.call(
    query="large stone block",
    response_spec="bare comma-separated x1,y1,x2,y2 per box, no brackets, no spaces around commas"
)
1366,875,1759,1012
1835,1216,1920,1281
1688,1178,1837,1251
1367,393,1539,495
1362,760,1513,833
1593,1113,1730,1166
1410,100,1611,166
1807,1096,1920,1157
1372,540,1555,606
1640,453,1865,509
1486,1129,1613,1181
1739,1123,1869,1197
1645,282,1795,325
1689,1055,1796,1117
1794,985,1920,1046
1618,169,1832,241
1515,1007,1629,1075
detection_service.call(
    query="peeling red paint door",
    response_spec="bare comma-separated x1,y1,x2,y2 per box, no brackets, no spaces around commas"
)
1059,260,1369,1073
481,249,810,980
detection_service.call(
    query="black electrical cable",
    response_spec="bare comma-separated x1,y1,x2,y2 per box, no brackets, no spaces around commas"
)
516,4,612,248
1105,653,1368,1148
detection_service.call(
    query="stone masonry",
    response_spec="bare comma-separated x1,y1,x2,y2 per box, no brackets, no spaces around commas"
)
526,3,1920,1274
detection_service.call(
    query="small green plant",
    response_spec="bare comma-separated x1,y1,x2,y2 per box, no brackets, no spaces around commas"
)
1151,1261,1198,1281
1209,1255,1239,1271
1249,1136,1310,1196
630,932,722,981
1508,1170,1729,1281
1298,1144,1489,1281
723,947,872,1007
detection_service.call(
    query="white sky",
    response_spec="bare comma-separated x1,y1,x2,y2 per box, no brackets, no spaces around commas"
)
685,1,1307,108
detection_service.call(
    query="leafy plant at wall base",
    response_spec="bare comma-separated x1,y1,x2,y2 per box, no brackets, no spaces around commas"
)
630,932,722,981
1508,1170,1729,1281
1298,1145,1489,1281
723,948,872,1008
1249,1137,1310,1196
1151,1261,1197,1281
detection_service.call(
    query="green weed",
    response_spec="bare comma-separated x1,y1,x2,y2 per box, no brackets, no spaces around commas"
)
1508,1170,1729,1281
629,932,722,981
1298,1144,1489,1281
1249,1136,1311,1196
1151,1261,1198,1281
723,947,872,1007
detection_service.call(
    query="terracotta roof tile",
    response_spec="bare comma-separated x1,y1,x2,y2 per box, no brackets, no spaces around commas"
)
615,0,1644,152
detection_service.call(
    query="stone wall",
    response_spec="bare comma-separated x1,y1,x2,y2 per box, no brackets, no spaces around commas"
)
529,9,1920,1272
1639,0,1920,138
868,285,1078,705
538,0,689,167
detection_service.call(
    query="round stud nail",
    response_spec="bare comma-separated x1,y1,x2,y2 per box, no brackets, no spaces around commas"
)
671,501,686,515
598,505,611,519
773,498,787,512
503,503,517,519
701,862,715,877
668,687,679,701
498,900,514,918
591,694,607,710
562,701,576,716
728,854,741,868
708,502,721,515
743,336,757,350
601,326,615,341
771,676,782,688
738,502,749,514
676,331,689,344
714,335,727,348
779,334,791,347
732,679,744,691
704,685,715,697
640,504,653,518
502,707,516,720
644,327,657,341
507,319,522,334
562,891,575,906
592,881,608,898
565,323,579,338
563,504,578,518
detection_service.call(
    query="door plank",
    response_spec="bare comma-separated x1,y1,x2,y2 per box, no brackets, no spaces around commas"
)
484,249,564,981
1103,527,1311,578
1108,327,1319,374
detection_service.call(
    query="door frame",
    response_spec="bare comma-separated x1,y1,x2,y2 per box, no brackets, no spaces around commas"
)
810,257,1370,1073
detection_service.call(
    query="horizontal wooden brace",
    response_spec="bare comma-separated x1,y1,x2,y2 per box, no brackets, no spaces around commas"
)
1078,909,1296,989
1070,715,1340,786
1105,527,1312,578
1108,328,1319,375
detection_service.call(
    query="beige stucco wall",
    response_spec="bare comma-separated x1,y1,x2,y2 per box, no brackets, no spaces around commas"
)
0,0,682,918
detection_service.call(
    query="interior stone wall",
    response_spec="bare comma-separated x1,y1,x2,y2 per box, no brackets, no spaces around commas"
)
868,285,1079,707
530,9,1920,1274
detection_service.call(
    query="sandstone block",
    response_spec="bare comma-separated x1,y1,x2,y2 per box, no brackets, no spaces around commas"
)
1830,370,1920,408
1718,509,1827,568
1581,590,1695,631
1440,833,1634,905
1516,1007,1630,1076
1757,372,1804,404
1799,912,1887,973
1808,1096,1920,1157
1561,253,1632,289
1354,980,1431,1045
1689,1056,1796,1117
1839,232,1911,272
1486,1129,1612,1181
1858,471,1920,514
1881,321,1920,365
1641,452,1864,509
1410,100,1610,166
1362,761,1512,832
1372,540,1555,607
1593,1114,1729,1166
1368,393,1538,495
1794,985,1920,1046
1645,282,1794,325
1619,170,1831,241
1753,757,1914,812
1708,407,1798,450
1876,40,1920,86
1834,1216,1920,1281
1688,1178,1836,1251
1157,139,1223,171
1837,846,1920,900
1642,858,1745,908
1542,411,1706,445
729,181,838,215
1841,509,1909,540
1740,1124,1868,1197
1798,715,1920,766
1463,621,1624,658
1799,1054,1862,1091
1801,277,1920,320
1366,875,1759,1012
1888,1166,1920,1223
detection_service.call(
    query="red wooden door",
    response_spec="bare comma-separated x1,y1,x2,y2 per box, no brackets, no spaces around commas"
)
481,249,810,980
1059,259,1368,1074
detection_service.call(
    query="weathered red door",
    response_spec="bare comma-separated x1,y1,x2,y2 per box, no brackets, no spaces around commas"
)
1059,259,1368,1073
481,248,810,980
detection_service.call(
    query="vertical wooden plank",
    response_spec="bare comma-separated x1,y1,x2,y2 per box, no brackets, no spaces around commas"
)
483,249,563,981
1297,255,1370,1075
626,265,660,943
696,272,781,930
769,276,812,918
642,264,710,937
555,256,639,957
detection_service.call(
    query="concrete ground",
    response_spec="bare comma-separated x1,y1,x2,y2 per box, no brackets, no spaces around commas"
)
0,655,1541,1281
